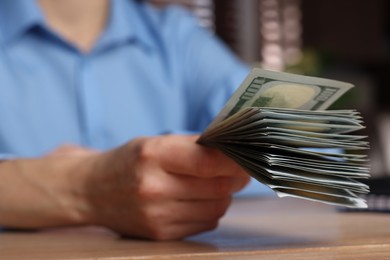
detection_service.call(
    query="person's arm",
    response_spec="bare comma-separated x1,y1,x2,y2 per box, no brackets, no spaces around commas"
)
0,135,249,240
0,147,94,228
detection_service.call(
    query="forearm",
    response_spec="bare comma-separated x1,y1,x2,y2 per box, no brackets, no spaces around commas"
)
0,154,94,229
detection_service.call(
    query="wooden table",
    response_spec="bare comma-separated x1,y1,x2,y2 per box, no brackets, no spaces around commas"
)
1,196,390,259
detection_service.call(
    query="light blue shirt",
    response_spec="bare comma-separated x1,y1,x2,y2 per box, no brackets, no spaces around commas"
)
0,0,272,196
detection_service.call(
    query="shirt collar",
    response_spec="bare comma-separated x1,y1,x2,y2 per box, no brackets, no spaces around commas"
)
95,0,157,52
0,0,157,51
0,0,44,44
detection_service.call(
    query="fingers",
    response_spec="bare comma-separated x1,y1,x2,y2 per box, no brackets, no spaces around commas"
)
132,134,250,199
135,154,249,201
144,221,219,241
172,198,232,223
163,174,249,200
144,198,231,225
149,135,247,178
139,199,231,240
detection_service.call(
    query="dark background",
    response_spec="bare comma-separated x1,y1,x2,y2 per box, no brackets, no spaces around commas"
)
215,0,390,112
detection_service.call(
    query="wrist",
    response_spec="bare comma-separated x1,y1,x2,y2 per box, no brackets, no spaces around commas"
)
56,152,104,227
0,152,102,228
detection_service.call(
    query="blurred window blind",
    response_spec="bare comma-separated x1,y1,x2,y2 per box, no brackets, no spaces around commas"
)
215,0,261,65
259,0,302,71
149,0,215,30
149,0,303,70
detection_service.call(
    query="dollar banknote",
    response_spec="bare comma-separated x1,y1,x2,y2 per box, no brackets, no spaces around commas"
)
198,69,370,208
206,68,353,131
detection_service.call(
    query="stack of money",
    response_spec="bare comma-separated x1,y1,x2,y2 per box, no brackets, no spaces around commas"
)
198,68,370,208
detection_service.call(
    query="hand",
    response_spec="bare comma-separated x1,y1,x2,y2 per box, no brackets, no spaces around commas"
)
0,135,249,240
80,135,250,240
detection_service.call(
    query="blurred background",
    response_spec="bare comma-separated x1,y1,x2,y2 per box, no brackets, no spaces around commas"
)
151,0,390,180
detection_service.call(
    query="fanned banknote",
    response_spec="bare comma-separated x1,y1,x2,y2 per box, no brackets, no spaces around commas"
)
198,68,370,208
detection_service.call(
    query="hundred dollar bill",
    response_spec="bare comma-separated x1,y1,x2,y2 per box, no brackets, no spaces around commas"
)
206,68,353,130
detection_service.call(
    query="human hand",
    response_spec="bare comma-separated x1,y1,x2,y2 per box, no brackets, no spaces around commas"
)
80,135,250,240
